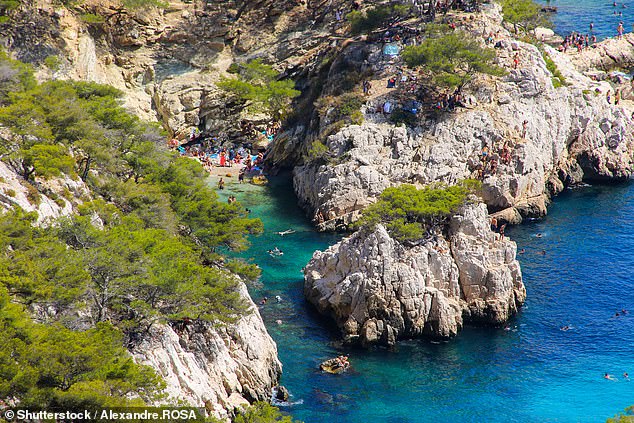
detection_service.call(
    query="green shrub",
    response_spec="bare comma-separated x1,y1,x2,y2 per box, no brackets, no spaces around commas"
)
44,55,61,71
339,93,364,117
305,139,330,164
354,181,481,243
80,13,106,25
500,0,550,34
25,183,40,205
348,4,412,35
0,0,19,11
541,51,567,88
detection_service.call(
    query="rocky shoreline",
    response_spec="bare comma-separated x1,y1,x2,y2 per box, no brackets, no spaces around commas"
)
5,0,634,416
296,3,634,345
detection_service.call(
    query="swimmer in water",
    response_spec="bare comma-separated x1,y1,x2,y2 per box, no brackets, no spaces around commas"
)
624,372,630,380
269,247,284,256
605,373,616,381
538,250,546,255
519,248,526,254
536,233,543,238
560,325,570,331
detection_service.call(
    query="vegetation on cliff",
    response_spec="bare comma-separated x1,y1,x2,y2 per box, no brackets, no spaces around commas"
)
233,402,302,423
347,3,413,35
218,59,300,121
500,0,549,34
354,181,481,243
402,28,505,90
0,53,263,409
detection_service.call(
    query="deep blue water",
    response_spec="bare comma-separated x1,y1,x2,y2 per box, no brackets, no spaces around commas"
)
538,0,634,39
213,4,634,421
219,177,634,423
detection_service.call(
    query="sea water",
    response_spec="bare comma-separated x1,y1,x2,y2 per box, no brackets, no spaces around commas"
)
217,3,634,421
538,0,634,39
221,177,634,422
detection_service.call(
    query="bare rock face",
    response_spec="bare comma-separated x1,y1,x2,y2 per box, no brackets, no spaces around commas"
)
0,160,90,224
304,203,525,347
132,283,281,421
292,7,634,228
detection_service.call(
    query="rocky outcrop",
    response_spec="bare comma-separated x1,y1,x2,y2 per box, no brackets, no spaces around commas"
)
291,4,634,228
304,203,525,346
133,283,281,421
569,33,634,72
0,160,89,223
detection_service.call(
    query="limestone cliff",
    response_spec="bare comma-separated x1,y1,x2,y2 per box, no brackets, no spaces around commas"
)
304,203,525,346
0,1,300,416
1,0,344,137
133,284,281,421
289,3,634,228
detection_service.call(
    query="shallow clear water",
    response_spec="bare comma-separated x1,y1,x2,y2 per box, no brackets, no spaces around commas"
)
213,4,634,421
219,176,634,423
538,0,634,39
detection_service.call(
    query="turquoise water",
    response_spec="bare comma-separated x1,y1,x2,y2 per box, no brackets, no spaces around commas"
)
538,0,634,39
220,176,634,422
213,4,634,421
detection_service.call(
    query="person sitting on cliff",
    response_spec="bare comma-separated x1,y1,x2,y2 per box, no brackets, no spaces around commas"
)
481,145,489,162
315,210,325,224
500,143,511,165
490,217,498,232
363,80,372,96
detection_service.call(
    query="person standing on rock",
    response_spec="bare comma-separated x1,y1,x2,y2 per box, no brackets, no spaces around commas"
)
615,89,621,105
606,90,612,104
490,217,498,233
618,21,624,39
499,223,506,241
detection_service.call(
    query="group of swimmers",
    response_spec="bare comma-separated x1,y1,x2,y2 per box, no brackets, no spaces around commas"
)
268,247,284,257
604,372,630,381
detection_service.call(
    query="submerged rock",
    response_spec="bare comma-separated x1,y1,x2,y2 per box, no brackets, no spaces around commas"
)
304,203,525,347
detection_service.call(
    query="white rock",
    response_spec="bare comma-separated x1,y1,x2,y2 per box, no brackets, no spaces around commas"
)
304,203,525,346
